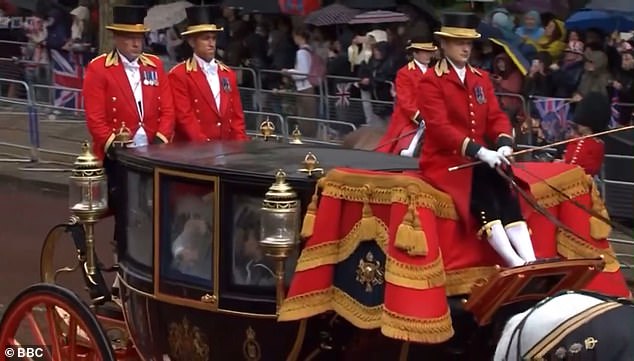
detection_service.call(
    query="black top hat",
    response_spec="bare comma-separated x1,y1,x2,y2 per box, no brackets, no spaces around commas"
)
106,6,149,33
434,12,481,39
181,6,224,36
406,34,438,52
572,92,611,133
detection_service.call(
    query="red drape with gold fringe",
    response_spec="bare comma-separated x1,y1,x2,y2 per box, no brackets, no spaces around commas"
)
278,162,629,344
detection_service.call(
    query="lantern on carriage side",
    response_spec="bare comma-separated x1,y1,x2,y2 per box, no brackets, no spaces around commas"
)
69,141,108,277
260,169,300,310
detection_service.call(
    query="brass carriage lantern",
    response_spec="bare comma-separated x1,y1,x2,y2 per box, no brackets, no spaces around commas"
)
69,141,108,279
260,169,300,311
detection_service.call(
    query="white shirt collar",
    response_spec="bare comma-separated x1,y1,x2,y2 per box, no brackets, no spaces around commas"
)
413,59,428,73
118,51,139,68
194,54,218,74
446,57,466,82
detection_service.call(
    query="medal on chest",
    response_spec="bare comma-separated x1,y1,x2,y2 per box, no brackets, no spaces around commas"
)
142,70,159,86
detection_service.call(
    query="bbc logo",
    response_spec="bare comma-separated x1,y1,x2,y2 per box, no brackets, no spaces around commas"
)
4,345,48,360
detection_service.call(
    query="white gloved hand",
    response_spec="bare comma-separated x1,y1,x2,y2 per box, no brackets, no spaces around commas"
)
476,147,510,168
497,145,513,158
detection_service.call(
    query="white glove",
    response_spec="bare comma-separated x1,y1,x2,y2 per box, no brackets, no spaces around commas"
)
497,145,513,158
476,147,510,168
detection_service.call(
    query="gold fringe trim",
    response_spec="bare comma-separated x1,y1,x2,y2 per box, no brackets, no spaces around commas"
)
279,287,454,344
381,307,454,344
385,254,446,290
587,175,612,239
300,179,324,239
444,266,499,296
278,287,382,329
529,167,589,209
295,217,389,272
394,192,428,256
321,170,457,220
556,229,620,273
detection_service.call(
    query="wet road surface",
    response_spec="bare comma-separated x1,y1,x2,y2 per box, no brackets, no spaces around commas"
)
0,181,114,311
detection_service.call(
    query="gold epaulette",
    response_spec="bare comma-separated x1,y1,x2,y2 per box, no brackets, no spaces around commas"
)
407,60,415,70
433,58,450,77
139,53,158,68
105,51,118,67
185,57,197,72
468,64,482,76
217,60,230,72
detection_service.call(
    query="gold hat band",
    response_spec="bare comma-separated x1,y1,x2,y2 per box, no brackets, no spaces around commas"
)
106,23,149,33
435,26,481,38
408,42,437,50
181,24,224,36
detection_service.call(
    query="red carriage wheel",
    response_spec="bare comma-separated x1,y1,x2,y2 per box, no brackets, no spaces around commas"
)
0,283,116,361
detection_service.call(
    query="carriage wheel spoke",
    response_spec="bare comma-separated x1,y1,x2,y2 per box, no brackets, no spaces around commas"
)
45,305,63,361
26,311,48,350
67,315,78,361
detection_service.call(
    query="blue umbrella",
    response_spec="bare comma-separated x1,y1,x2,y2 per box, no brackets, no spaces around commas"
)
477,21,504,39
565,9,634,33
489,37,530,76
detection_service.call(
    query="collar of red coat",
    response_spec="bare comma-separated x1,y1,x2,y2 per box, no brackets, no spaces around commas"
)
184,57,230,73
434,58,482,77
103,50,157,68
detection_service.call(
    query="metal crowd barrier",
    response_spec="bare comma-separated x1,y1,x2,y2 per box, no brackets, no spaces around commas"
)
0,78,39,162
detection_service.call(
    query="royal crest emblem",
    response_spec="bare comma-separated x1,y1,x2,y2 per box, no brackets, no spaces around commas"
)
355,251,384,293
243,326,262,361
474,85,486,104
167,316,210,361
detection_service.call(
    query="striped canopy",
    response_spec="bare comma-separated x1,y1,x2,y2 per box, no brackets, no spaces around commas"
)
348,10,409,25
304,4,362,26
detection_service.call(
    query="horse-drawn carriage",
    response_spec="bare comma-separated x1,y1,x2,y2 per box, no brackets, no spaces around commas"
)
0,123,631,361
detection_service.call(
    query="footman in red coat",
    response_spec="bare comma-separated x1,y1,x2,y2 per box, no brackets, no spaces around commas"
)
419,13,537,267
168,6,248,143
562,92,609,177
376,35,437,156
84,5,175,161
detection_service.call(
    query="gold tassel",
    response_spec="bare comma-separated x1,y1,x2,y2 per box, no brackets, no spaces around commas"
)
395,197,428,256
358,185,379,241
588,176,612,239
300,180,322,239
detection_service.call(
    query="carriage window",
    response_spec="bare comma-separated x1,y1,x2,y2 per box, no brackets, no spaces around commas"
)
156,172,217,291
125,171,153,267
230,194,298,290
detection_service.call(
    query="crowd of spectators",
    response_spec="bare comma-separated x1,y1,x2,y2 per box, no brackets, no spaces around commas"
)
1,2,633,136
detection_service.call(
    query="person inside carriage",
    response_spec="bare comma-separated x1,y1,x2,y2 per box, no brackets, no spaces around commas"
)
418,12,537,268
376,34,438,157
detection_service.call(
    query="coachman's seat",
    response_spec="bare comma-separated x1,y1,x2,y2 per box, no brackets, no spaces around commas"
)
278,162,630,344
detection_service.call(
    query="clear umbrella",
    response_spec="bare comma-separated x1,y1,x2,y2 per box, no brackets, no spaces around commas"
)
144,1,194,31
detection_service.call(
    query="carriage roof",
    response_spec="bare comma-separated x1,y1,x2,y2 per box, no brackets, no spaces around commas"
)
115,141,419,181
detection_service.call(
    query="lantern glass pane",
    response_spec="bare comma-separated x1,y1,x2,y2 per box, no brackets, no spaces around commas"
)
69,178,108,212
260,209,298,246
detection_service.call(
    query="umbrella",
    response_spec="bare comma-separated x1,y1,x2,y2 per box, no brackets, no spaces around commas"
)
304,4,361,26
341,0,396,10
348,10,409,25
565,9,634,33
144,1,194,30
489,37,530,76
477,21,504,39
586,0,634,14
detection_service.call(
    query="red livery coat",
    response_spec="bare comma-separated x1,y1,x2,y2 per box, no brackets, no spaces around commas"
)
168,57,248,142
376,61,426,154
563,138,605,176
418,59,514,227
84,51,175,160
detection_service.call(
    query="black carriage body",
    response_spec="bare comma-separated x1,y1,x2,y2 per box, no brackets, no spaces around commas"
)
113,140,418,360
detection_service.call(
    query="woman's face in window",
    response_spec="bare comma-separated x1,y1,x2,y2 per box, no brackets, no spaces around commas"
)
544,21,556,37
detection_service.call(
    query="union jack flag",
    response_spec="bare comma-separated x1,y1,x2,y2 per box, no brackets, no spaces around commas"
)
51,49,84,110
532,96,571,142
335,82,352,108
